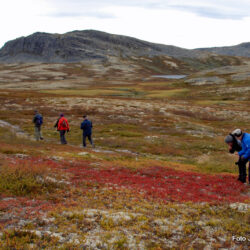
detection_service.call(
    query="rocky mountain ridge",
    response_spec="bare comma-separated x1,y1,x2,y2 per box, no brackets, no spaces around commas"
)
196,42,250,57
0,30,209,63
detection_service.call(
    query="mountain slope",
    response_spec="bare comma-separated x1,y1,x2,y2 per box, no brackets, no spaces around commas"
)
0,30,203,63
196,42,250,57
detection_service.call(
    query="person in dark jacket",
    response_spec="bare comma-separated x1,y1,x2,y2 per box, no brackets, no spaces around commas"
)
55,114,70,144
81,115,94,148
232,129,250,184
33,110,43,141
225,133,242,181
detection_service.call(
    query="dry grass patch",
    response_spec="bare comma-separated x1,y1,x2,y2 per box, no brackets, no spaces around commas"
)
147,88,189,98
0,159,60,197
40,89,125,97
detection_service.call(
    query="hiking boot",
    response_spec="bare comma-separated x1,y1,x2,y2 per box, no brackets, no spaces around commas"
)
40,137,44,140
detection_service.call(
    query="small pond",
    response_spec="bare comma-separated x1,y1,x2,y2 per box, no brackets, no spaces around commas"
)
151,75,187,79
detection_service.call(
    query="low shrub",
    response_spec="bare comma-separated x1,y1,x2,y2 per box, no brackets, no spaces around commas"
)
0,159,58,197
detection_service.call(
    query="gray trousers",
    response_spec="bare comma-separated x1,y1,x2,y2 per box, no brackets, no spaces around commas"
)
34,126,42,141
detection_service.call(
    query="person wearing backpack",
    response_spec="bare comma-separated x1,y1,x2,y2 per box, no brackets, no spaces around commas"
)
56,114,70,144
81,115,94,148
33,110,43,141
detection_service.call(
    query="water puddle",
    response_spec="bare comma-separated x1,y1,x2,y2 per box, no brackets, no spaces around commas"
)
151,75,187,79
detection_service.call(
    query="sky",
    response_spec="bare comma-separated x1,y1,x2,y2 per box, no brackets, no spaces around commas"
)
1,0,250,49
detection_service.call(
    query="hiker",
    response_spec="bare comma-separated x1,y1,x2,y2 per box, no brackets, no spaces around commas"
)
33,110,43,141
225,132,242,181
80,115,94,148
232,129,250,184
55,114,69,144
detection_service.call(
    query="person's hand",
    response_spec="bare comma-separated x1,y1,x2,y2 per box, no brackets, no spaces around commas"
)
67,129,70,133
239,155,248,164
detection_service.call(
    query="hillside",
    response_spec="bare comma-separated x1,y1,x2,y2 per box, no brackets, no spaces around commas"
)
0,30,203,63
196,42,250,57
0,30,248,82
0,29,248,67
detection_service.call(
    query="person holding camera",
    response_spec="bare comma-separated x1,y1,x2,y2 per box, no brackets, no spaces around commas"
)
225,129,250,183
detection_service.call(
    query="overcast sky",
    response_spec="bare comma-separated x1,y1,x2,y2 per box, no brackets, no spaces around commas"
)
1,0,250,49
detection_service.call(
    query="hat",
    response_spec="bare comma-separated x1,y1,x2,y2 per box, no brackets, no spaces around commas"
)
225,135,234,143
232,129,242,137
60,113,64,117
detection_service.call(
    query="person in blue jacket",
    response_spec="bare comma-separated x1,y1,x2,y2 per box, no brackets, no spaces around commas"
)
81,115,94,148
232,129,250,183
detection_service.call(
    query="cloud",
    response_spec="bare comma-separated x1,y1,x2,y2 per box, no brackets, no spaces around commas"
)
43,0,117,19
48,11,116,19
44,0,250,20
171,5,247,20
1,0,250,49
169,0,250,20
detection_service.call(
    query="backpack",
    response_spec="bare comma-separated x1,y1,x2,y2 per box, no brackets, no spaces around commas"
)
35,115,43,126
61,119,67,129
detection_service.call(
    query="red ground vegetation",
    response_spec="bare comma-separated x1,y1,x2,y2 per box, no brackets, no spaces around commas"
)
67,164,249,203
1,157,248,207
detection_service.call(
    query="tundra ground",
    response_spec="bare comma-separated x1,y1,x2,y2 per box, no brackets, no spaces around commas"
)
0,62,249,249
